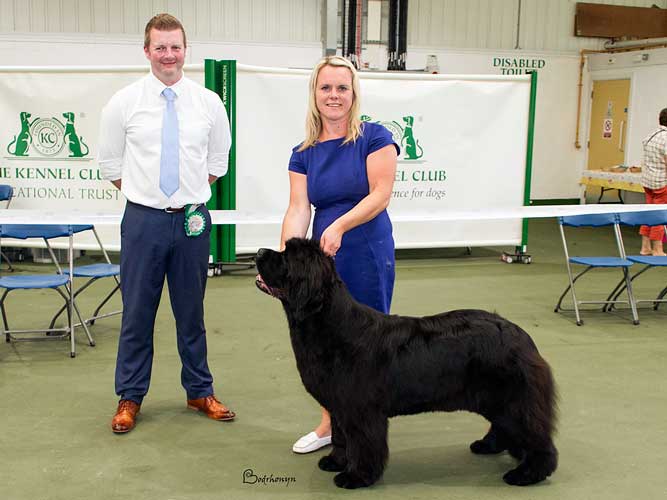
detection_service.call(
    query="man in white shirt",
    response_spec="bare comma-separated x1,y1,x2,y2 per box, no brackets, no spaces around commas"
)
99,13,235,433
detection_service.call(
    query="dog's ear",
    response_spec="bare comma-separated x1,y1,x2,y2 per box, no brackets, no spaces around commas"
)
284,239,337,322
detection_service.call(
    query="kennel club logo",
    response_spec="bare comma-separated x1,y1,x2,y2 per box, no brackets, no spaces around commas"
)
6,111,90,159
361,114,424,162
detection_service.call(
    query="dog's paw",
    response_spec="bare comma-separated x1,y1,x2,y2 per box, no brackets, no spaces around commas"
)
502,466,547,486
318,455,346,472
333,471,373,489
470,439,505,455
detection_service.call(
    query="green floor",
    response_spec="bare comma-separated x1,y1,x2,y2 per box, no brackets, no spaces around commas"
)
1,219,666,500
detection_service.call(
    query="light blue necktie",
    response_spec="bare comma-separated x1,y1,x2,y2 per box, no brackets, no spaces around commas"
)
159,87,179,197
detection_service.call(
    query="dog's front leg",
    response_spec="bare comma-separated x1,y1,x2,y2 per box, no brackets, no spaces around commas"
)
318,414,347,472
333,412,388,489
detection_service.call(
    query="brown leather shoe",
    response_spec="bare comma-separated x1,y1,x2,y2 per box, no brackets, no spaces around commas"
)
187,395,235,421
111,399,141,433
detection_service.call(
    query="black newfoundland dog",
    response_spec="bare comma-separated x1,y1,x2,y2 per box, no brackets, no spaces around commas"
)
255,238,558,489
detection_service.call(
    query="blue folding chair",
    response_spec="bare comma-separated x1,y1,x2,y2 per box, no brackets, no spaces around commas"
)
554,213,639,326
0,224,95,357
49,226,120,332
606,210,667,312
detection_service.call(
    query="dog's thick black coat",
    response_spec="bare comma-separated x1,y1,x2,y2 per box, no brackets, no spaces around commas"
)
255,238,558,489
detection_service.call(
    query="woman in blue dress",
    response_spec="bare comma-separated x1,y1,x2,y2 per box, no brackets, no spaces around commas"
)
280,56,399,454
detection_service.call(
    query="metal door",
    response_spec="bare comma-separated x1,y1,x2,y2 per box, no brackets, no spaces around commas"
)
587,79,630,170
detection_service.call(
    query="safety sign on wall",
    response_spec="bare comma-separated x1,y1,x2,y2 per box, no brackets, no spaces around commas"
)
603,100,613,139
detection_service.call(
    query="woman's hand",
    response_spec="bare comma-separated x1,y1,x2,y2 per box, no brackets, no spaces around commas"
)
320,222,343,256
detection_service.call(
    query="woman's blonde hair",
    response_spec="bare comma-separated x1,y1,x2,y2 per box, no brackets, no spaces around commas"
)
298,56,362,151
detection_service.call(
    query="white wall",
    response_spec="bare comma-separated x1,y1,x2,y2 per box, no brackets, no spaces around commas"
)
0,33,322,68
3,0,665,52
0,0,321,43
407,0,667,52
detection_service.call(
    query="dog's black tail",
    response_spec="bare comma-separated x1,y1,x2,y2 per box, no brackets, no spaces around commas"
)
508,345,559,480
496,321,558,443
522,349,558,440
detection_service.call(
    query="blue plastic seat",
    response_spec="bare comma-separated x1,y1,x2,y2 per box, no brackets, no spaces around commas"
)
0,274,70,289
554,213,638,326
606,210,667,312
68,263,120,278
0,224,97,357
569,256,631,267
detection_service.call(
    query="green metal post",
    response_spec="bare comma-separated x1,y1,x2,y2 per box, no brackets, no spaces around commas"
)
220,60,237,263
204,59,237,263
204,59,222,262
519,70,538,252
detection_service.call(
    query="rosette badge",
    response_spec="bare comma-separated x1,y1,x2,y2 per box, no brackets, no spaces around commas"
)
184,204,206,237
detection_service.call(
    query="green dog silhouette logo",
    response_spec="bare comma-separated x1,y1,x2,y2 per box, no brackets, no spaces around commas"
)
7,111,35,156
361,114,424,161
401,116,423,160
62,112,89,158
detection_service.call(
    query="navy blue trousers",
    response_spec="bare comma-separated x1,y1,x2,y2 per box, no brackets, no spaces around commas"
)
115,201,214,404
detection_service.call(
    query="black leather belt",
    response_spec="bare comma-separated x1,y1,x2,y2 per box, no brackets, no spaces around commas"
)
164,206,185,213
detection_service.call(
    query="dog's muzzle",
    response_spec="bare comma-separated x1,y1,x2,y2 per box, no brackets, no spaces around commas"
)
255,274,283,299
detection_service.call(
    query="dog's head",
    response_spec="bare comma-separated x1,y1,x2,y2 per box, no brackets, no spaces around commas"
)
255,238,338,322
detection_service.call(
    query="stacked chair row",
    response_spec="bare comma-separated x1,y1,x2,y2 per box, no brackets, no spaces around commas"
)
555,210,667,326
0,224,120,357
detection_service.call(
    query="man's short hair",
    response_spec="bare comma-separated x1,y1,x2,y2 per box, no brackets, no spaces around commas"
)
660,108,667,126
144,13,187,49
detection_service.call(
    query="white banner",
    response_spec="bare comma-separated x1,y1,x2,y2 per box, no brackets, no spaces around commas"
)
1,65,531,252
236,67,531,250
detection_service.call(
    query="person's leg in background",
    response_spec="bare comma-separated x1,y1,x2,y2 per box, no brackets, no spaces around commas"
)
650,186,667,255
639,187,655,255
639,186,667,256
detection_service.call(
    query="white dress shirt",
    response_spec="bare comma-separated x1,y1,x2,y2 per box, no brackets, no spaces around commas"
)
98,71,231,209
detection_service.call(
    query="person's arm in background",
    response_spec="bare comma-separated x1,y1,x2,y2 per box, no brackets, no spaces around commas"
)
98,97,126,190
280,172,311,250
207,97,232,187
319,144,397,256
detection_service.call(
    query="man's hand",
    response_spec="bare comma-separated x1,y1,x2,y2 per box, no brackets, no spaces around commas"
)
111,179,122,189
209,175,218,185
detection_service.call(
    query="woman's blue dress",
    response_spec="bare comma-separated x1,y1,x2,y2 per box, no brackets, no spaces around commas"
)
288,122,399,313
